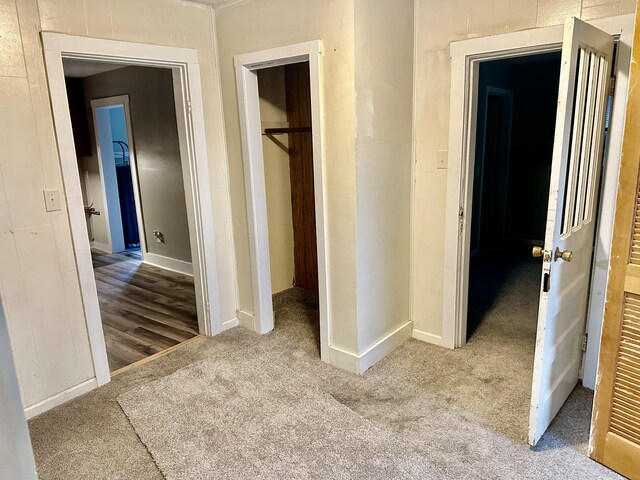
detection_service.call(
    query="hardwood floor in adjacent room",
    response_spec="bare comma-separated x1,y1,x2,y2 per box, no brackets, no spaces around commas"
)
91,250,198,372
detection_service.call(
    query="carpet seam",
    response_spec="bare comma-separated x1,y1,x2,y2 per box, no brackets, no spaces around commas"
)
117,400,169,480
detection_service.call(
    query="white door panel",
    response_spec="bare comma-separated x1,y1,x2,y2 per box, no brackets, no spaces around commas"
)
529,17,613,446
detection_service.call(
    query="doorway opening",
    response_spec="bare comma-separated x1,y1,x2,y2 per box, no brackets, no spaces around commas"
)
449,51,565,443
442,16,631,447
257,62,321,355
90,98,141,253
467,52,561,341
64,61,199,373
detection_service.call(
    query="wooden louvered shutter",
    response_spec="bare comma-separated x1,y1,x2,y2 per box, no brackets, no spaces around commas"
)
590,5,640,479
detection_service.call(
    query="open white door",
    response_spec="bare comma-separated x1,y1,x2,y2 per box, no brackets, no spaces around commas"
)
529,17,613,446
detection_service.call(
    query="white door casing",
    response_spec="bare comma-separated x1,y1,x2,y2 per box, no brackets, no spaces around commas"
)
42,32,223,386
444,26,565,350
528,17,613,446
443,15,633,397
234,41,330,362
89,96,148,259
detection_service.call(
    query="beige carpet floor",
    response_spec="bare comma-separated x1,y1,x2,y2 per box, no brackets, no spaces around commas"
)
28,261,620,479
117,351,442,479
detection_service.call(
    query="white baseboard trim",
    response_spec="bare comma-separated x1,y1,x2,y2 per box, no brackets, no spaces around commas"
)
236,309,255,330
359,320,413,373
412,328,442,346
328,321,413,375
24,378,97,419
90,241,111,253
221,317,239,331
143,252,193,276
328,345,360,374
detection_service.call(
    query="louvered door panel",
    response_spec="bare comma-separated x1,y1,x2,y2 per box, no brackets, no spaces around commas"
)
630,186,640,265
609,294,640,445
590,6,640,479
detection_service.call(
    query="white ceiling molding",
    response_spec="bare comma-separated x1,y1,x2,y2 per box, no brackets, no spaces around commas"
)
187,0,247,8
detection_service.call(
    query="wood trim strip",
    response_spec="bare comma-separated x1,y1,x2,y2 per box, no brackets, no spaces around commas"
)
110,335,201,377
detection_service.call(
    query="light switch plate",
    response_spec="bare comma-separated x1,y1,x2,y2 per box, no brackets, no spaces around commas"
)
43,189,62,212
437,150,448,169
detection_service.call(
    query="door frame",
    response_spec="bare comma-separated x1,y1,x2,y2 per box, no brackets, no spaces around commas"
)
42,32,222,386
234,41,330,361
442,15,634,353
89,95,147,258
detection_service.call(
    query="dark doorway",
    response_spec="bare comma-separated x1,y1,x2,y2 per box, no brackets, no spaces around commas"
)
467,52,562,341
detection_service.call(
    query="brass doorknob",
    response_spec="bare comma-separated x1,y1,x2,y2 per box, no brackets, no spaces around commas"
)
554,247,572,262
532,246,545,258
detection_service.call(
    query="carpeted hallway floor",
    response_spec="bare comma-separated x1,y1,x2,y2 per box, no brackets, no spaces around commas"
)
28,263,620,479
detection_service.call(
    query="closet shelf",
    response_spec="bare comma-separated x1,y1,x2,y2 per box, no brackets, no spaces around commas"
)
263,126,312,135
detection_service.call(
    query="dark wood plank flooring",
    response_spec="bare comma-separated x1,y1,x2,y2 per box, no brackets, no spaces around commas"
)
92,250,198,372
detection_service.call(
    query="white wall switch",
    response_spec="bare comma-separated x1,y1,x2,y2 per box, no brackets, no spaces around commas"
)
437,150,448,169
43,189,62,212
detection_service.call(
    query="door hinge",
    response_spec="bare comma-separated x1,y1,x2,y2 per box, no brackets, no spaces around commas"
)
458,205,464,234
187,100,193,114
609,76,616,97
582,332,588,352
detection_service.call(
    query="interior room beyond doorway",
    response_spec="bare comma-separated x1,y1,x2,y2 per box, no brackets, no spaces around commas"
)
468,51,562,341
64,59,199,372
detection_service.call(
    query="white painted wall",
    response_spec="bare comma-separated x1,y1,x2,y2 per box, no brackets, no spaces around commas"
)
258,66,295,294
354,0,414,352
0,300,37,480
0,0,237,412
411,0,636,342
2,0,632,417
215,0,359,353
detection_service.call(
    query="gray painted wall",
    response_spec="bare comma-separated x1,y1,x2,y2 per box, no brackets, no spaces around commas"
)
82,66,192,263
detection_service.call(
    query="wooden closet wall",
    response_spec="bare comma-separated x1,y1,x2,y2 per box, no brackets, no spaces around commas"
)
284,63,318,292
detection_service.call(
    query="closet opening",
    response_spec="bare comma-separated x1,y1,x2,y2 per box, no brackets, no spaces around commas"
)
257,62,321,354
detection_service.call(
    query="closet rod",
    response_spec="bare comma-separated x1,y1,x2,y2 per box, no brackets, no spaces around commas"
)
263,126,312,135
